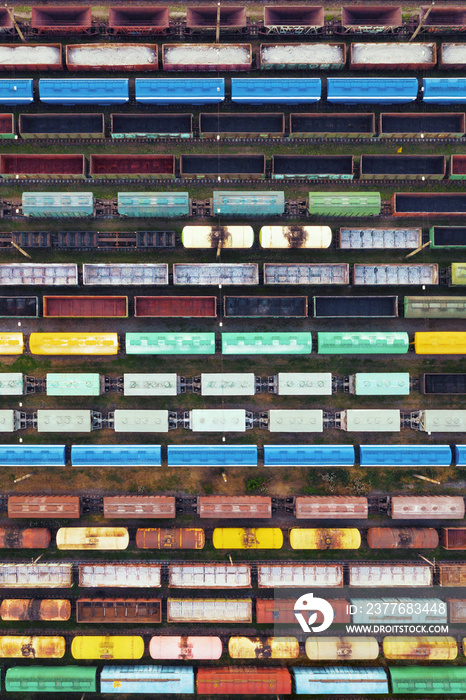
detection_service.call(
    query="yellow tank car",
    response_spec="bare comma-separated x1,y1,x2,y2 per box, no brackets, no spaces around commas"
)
0,635,65,658
0,333,24,355
71,635,144,660
290,528,361,550
229,636,299,659
305,636,379,661
384,636,458,660
56,527,129,551
212,528,283,550
29,332,118,356
414,332,466,355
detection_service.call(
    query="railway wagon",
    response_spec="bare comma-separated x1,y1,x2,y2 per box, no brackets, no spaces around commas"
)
393,192,466,216
8,495,79,518
0,297,38,318
150,636,223,661
0,113,14,139
126,333,215,356
317,331,409,355
275,372,332,396
353,263,438,285
111,112,192,139
405,297,466,319
162,43,252,72
39,78,130,105
0,599,71,622
104,496,176,520
56,527,129,551
78,563,161,588
72,445,162,468
257,564,344,588
0,635,65,658
255,598,350,625
439,563,466,587
167,445,257,467
173,262,258,286
442,528,466,550
259,225,331,248
199,112,285,138
83,262,168,286
430,225,466,248
199,372,256,397
264,263,349,286
390,496,465,520
187,5,246,31
0,563,73,588
389,666,466,695
289,528,361,550
197,496,272,519
90,154,174,179
327,78,418,105
293,496,368,519
168,564,252,589
359,445,449,467
414,332,466,354
46,373,100,397
348,563,433,587
305,637,379,661
264,445,355,468
29,332,119,355
66,43,158,72
449,599,466,623
135,78,225,105
0,527,51,549
100,665,194,694
76,599,162,624
20,112,105,139
0,153,86,179
350,372,409,396
422,374,466,394
451,262,466,286
228,637,299,659
0,333,23,355
367,528,439,549
313,296,398,319
222,332,313,355
5,666,98,693
0,262,78,285
350,42,436,70
380,112,465,139
293,667,388,695
135,528,205,549
340,227,422,249
43,296,128,318
181,154,265,179
197,667,291,695
167,598,253,623
181,225,254,249
212,527,283,549
231,78,321,105
71,636,144,660
123,374,178,397
308,191,381,216
383,636,458,661
290,112,375,139
109,6,170,34
361,154,445,180
260,43,345,70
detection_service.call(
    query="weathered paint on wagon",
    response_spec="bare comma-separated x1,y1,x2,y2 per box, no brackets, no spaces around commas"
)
290,528,361,550
212,527,283,549
135,528,205,549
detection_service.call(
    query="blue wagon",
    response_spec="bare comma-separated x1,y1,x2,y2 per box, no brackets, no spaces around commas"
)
213,191,285,216
328,78,418,104
264,444,355,467
232,78,321,104
293,667,389,695
0,79,33,105
0,444,66,467
100,666,194,695
360,444,452,467
168,444,258,467
71,445,162,467
39,79,129,105
423,78,466,104
118,192,190,218
136,78,224,104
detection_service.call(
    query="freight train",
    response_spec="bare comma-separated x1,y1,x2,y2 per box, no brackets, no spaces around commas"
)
2,663,466,695
10,190,466,219
2,4,466,38
1,330,466,357
2,524,466,551
0,559,465,589
5,494,466,519
1,41,466,73
4,151,466,182
4,110,466,140
0,632,463,662
3,77,466,107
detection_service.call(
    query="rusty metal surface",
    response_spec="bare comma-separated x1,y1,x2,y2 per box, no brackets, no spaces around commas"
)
295,496,368,519
0,527,51,549
76,598,161,624
103,496,175,519
439,563,466,587
0,599,71,621
442,528,466,550
8,495,80,518
449,599,466,623
135,528,205,550
197,496,272,519
0,635,65,658
383,635,458,660
367,527,439,549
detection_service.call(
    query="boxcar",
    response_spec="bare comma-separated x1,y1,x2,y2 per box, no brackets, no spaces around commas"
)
8,495,79,518
103,496,175,519
197,496,272,519
76,599,162,624
135,528,205,549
